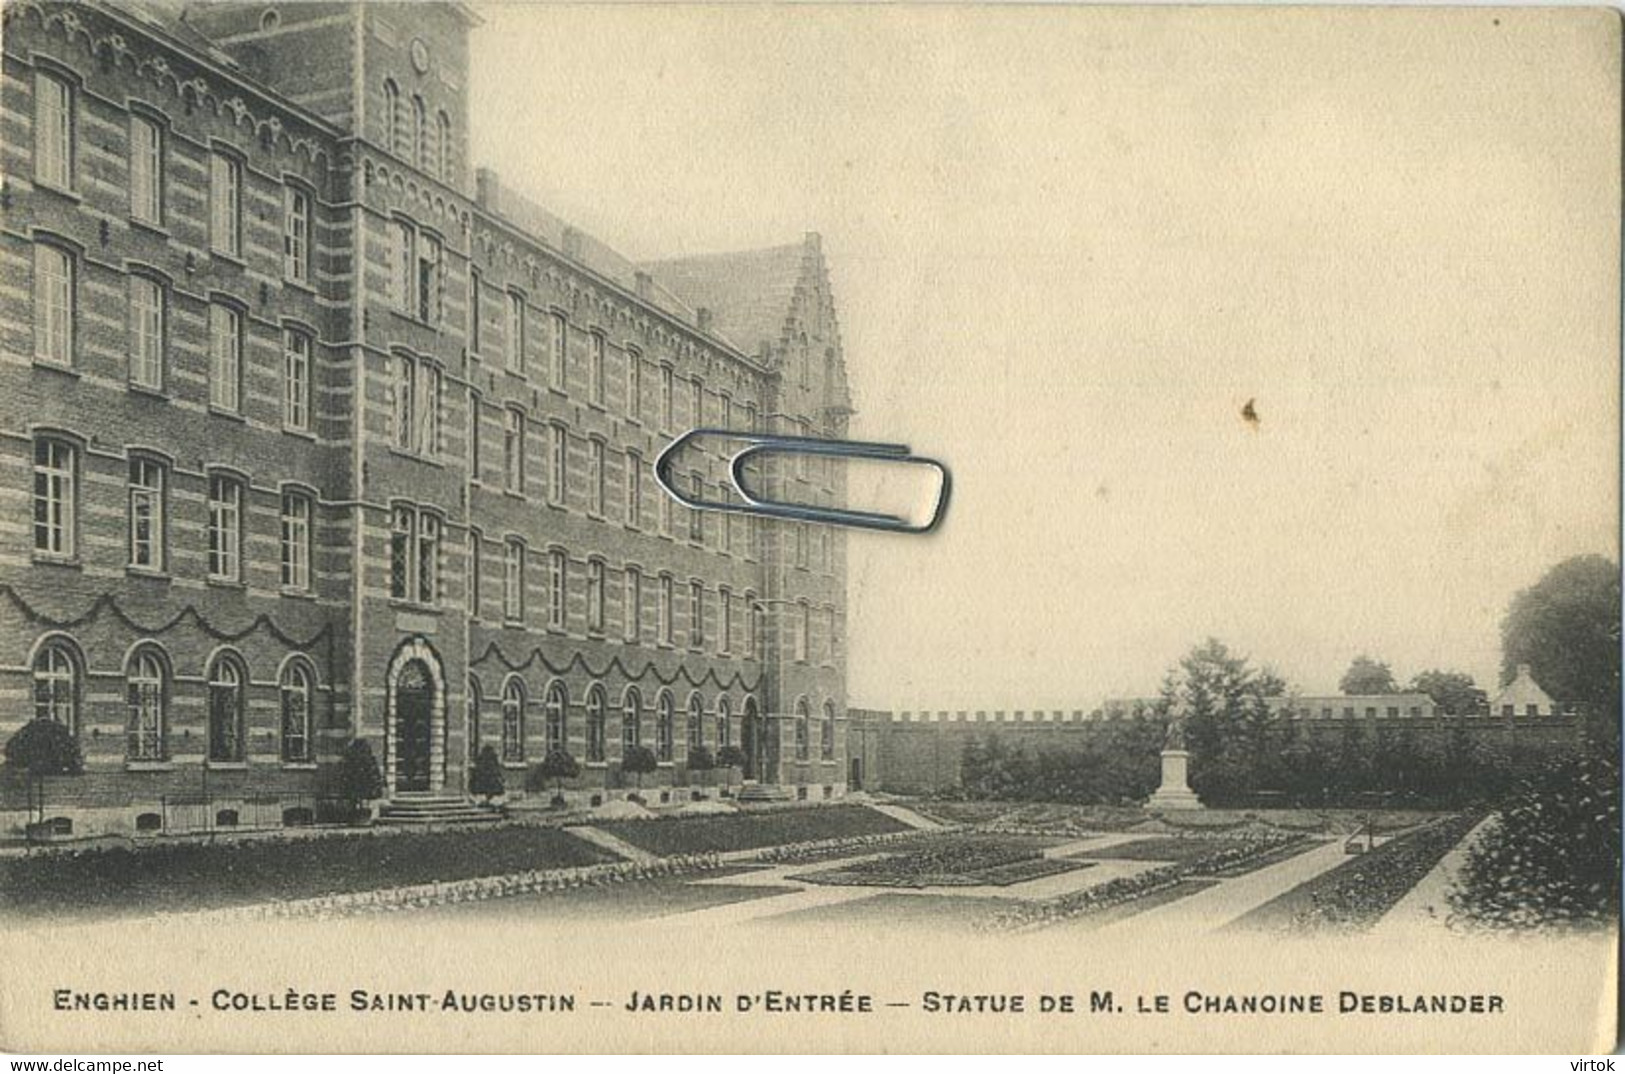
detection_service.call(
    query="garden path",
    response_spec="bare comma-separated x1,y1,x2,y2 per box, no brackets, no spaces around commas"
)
863,802,946,830
1370,814,1497,934
569,826,662,864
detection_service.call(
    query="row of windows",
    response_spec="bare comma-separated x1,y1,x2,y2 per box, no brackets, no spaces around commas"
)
33,70,316,283
28,637,317,764
382,79,454,183
474,679,837,765
32,438,314,589
31,242,317,429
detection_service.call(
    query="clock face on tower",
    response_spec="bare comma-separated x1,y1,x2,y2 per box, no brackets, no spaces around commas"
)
410,38,431,74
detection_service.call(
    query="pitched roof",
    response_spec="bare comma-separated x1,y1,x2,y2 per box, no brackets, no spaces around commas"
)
640,241,811,356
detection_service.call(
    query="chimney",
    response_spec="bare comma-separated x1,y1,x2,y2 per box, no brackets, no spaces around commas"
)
634,271,652,300
561,227,582,261
1516,663,1532,679
696,307,713,333
474,167,500,214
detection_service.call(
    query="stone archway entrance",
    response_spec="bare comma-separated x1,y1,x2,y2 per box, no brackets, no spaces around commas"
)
395,660,435,792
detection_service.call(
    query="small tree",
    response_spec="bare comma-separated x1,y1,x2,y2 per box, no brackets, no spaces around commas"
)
621,744,658,798
336,739,385,821
4,719,83,827
686,745,715,797
715,745,746,795
1339,655,1399,695
535,749,581,805
469,744,505,805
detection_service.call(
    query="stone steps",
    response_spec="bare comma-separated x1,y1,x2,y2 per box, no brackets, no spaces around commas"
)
375,796,503,826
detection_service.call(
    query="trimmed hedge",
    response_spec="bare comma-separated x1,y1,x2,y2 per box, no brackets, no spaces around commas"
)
594,804,908,855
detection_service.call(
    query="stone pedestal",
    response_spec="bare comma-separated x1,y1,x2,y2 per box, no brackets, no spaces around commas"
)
1146,749,1203,810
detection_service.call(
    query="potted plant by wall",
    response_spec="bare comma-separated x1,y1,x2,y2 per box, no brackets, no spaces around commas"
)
686,745,715,800
4,718,83,841
470,744,506,807
715,745,746,798
621,745,658,805
535,749,581,809
336,739,385,824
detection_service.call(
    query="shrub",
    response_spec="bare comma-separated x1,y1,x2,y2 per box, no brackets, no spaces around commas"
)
469,745,505,804
528,749,581,797
621,745,658,789
336,740,384,819
5,718,84,825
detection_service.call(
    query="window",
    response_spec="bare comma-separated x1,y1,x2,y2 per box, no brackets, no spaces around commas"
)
795,522,809,568
797,602,811,662
719,588,732,654
34,439,74,557
34,72,72,189
626,350,642,421
467,390,483,482
33,243,73,367
503,408,524,494
416,513,439,604
621,688,641,751
689,581,704,648
209,303,242,412
794,699,810,761
656,692,675,762
436,111,452,181
688,472,705,543
586,685,607,763
209,152,241,256
281,662,313,763
744,402,757,432
623,567,641,642
466,529,483,618
383,79,401,155
687,694,704,751
548,549,566,630
716,697,731,749
826,607,838,662
32,641,78,732
126,649,165,761
659,477,672,536
501,678,525,762
389,220,415,312
625,452,642,528
749,598,764,660
690,377,704,427
390,507,412,599
417,233,442,325
587,559,605,633
541,681,567,755
128,458,164,570
410,95,426,169
418,363,442,455
506,291,526,373
283,329,312,431
589,440,605,516
392,354,415,450
1526,703,1540,717
207,655,245,762
660,365,674,429
468,677,483,758
503,539,524,622
129,275,164,389
720,392,733,431
467,268,483,355
549,312,567,388
283,186,309,283
207,475,242,582
548,424,567,506
130,115,162,224
822,701,836,759
658,575,674,645
589,333,606,405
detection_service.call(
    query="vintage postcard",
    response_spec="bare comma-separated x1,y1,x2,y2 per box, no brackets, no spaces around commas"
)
0,0,1617,1056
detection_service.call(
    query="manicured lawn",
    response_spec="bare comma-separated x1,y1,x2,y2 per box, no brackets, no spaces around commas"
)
789,835,1081,888
593,804,909,856
1071,837,1241,863
0,825,619,922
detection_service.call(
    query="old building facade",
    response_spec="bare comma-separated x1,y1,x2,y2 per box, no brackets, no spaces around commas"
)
0,0,851,835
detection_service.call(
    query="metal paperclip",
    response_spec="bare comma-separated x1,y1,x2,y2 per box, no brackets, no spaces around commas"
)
652,428,951,534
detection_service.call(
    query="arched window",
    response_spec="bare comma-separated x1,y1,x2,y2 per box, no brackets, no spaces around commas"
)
410,95,426,169
501,677,525,762
126,647,166,761
585,684,606,763
621,687,642,753
686,693,704,751
822,701,837,760
436,110,452,181
545,680,568,754
716,696,731,749
383,79,401,155
32,639,78,733
656,691,675,762
207,653,246,762
749,598,765,660
794,698,810,761
468,676,483,760
280,661,313,763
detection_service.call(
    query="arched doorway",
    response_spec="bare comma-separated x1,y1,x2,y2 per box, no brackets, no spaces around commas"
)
741,697,762,781
395,660,435,792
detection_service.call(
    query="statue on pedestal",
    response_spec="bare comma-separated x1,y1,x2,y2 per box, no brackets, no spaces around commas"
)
1147,701,1203,811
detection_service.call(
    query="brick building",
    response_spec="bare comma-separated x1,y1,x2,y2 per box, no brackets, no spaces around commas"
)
0,0,851,836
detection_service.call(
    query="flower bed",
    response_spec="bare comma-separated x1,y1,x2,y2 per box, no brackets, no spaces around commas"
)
593,804,909,856
789,835,1075,888
1231,813,1484,933
0,824,619,921
754,829,943,865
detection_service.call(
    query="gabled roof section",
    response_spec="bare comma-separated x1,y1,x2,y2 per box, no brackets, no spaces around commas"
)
641,239,815,357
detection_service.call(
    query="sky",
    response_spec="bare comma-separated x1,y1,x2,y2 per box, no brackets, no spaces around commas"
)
468,4,1620,709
